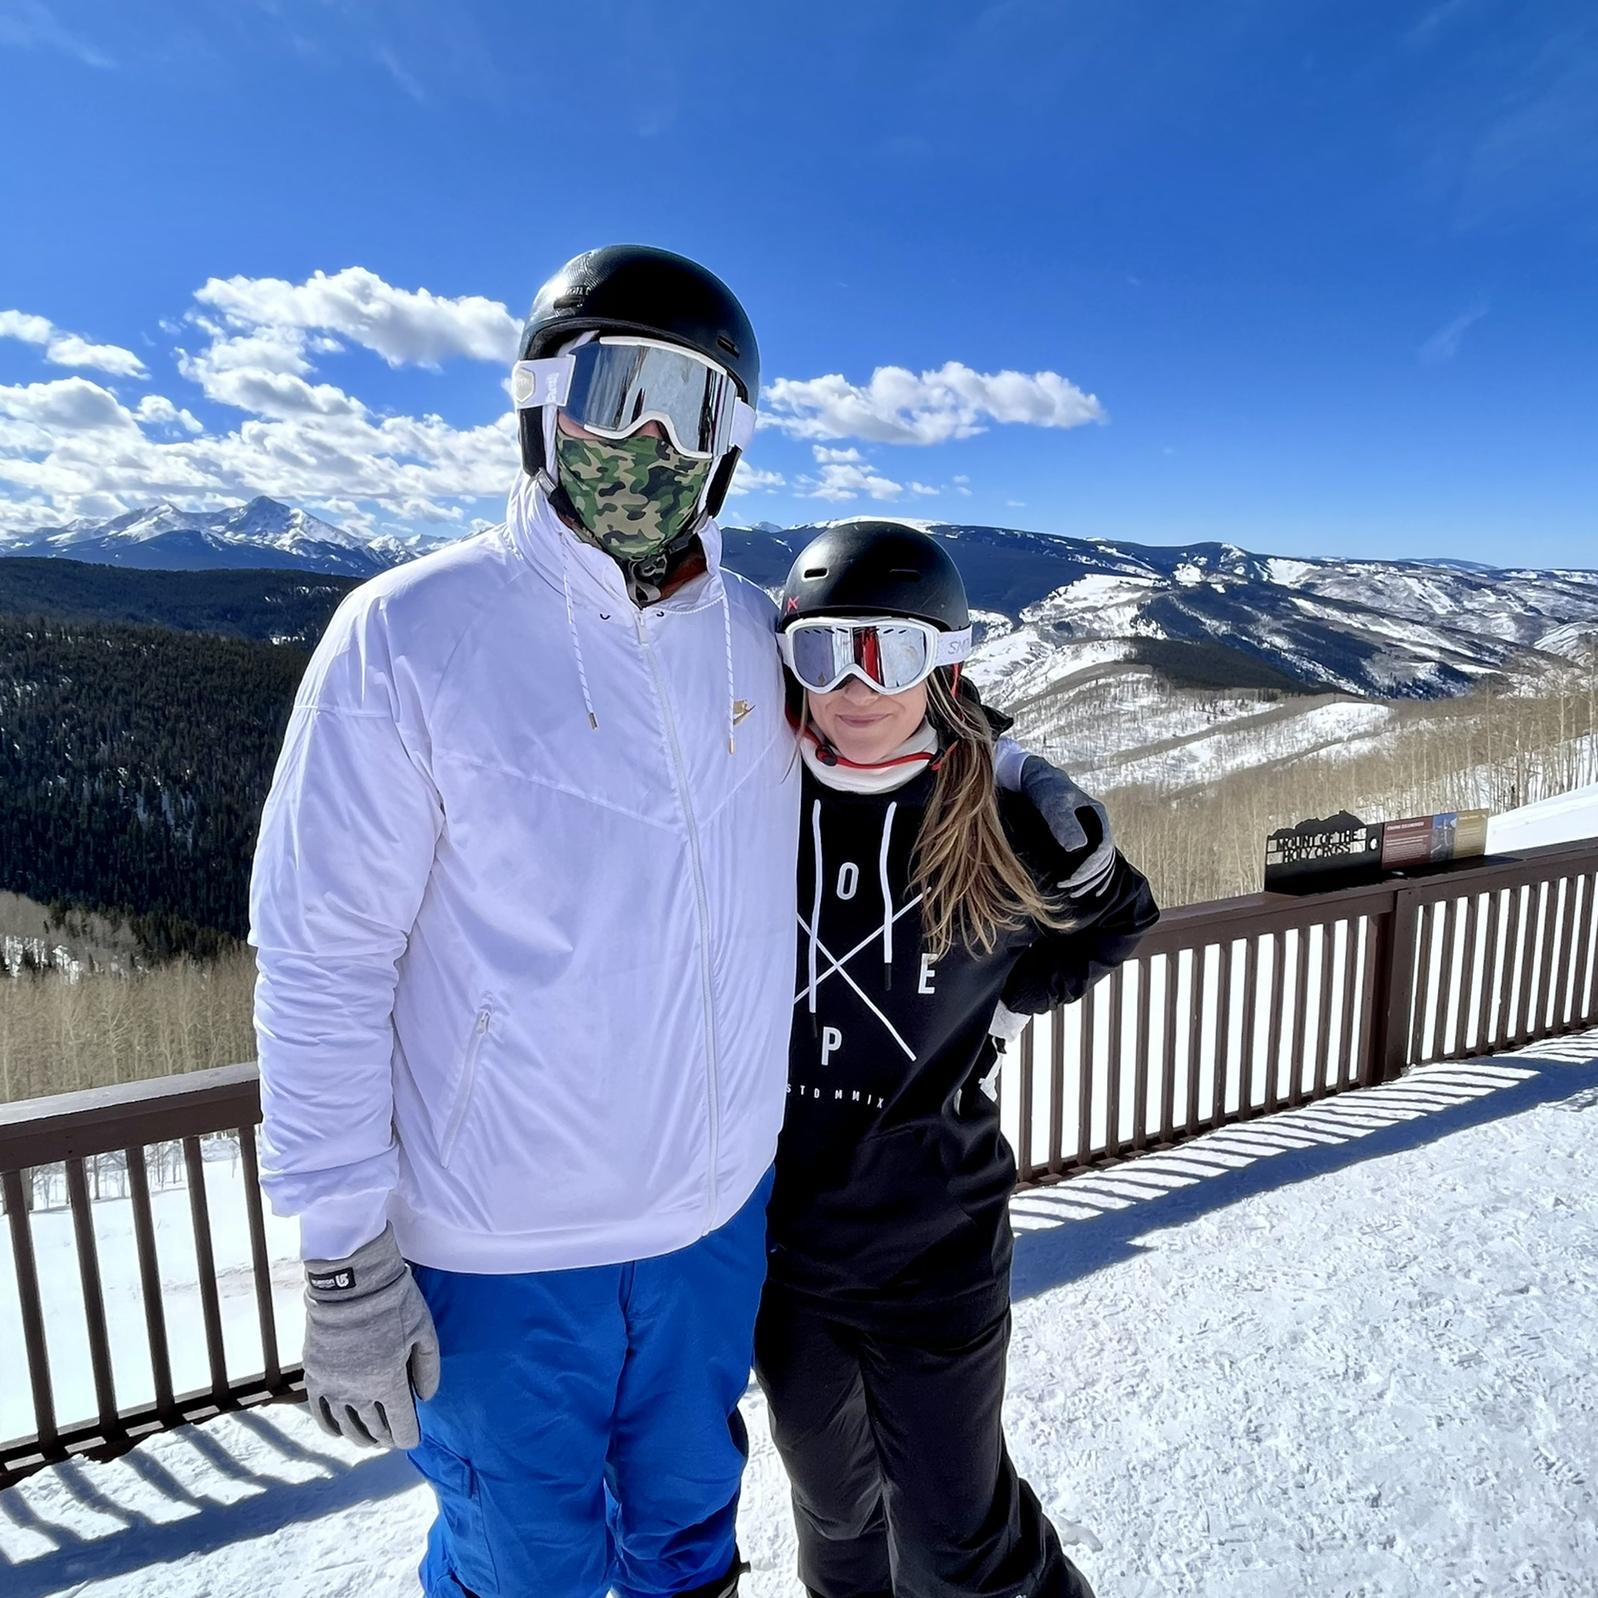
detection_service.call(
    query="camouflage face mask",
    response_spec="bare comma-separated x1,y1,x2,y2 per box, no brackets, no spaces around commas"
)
554,427,714,564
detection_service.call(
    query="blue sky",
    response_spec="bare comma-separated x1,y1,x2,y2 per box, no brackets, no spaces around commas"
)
1,0,1594,566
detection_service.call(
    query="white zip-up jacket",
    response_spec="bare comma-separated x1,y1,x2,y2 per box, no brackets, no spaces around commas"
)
249,476,800,1272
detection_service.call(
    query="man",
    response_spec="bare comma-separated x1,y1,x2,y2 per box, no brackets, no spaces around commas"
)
250,244,1122,1598
252,245,794,1598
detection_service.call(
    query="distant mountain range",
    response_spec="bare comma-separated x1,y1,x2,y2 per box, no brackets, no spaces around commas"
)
0,497,449,578
722,520,1598,702
5,498,1596,701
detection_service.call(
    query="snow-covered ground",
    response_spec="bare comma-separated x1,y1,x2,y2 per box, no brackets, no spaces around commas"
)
1488,782,1598,853
3,1031,1595,1598
0,1149,303,1445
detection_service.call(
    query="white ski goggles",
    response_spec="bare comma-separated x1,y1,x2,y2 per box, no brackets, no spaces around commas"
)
511,336,756,461
779,615,974,695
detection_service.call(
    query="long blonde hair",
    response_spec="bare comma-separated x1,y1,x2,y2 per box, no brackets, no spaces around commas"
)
915,672,1079,959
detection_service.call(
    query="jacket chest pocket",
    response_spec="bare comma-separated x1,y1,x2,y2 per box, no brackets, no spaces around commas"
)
439,1004,492,1168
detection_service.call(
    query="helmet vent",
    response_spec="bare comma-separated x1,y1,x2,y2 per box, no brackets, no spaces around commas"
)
804,567,828,579
891,568,922,580
717,335,741,356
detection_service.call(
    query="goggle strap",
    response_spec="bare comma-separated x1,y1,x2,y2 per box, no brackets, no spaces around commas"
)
934,626,974,665
510,357,573,411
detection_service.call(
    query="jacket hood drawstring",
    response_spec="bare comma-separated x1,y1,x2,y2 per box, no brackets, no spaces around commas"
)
879,801,897,991
720,585,737,755
803,724,937,1022
804,794,904,1024
808,797,824,1035
559,536,601,732
543,480,737,755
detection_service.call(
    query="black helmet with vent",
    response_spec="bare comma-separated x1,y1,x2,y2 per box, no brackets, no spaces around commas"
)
778,521,969,634
517,245,758,512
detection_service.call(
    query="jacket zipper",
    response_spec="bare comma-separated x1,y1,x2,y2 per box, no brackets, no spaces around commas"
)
439,1005,491,1168
635,609,722,1232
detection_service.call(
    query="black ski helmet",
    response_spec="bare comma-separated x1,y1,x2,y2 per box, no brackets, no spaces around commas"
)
517,245,758,519
779,521,970,635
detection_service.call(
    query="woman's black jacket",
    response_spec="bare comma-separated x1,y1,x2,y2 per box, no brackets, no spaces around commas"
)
768,762,1159,1328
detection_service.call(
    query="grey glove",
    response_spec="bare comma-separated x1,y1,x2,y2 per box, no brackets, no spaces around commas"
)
302,1222,440,1449
1010,750,1117,899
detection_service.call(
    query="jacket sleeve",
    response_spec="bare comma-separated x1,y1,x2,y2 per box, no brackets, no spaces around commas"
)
1002,846,1160,1014
248,591,443,1259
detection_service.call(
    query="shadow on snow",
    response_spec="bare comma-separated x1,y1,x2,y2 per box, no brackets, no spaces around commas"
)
1010,1034,1598,1303
2,1034,1594,1593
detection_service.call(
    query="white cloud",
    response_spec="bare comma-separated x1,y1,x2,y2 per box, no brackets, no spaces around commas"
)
763,360,1104,445
811,445,863,463
174,323,371,419
0,311,52,344
194,266,520,368
0,377,138,432
184,324,313,376
1006,499,1026,508
0,495,65,537
799,462,906,502
0,2,114,69
909,481,939,496
134,395,204,433
41,334,147,377
0,374,521,517
205,368,368,420
727,462,786,496
1420,303,1489,365
0,308,146,376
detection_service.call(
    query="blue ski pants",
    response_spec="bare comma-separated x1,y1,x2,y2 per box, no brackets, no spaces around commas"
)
406,1169,773,1598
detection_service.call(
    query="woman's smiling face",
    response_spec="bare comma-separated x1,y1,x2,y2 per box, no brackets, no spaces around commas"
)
807,675,929,764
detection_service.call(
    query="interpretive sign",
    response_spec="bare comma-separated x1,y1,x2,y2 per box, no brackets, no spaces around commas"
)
1265,808,1489,892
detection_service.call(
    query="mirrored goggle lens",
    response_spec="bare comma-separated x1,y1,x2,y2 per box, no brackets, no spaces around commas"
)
563,340,727,458
789,623,935,693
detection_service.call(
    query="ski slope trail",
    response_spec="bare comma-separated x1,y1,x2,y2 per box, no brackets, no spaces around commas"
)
3,1032,1594,1597
1084,690,1365,773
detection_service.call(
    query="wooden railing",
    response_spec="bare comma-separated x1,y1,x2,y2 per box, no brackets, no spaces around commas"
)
2,836,1595,1486
0,1068,289,1487
1003,836,1598,1185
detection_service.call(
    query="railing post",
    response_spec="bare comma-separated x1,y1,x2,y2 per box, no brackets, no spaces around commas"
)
0,1167,37,1213
1363,888,1421,1085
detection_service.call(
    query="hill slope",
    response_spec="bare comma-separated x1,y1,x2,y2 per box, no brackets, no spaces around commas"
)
0,557,356,642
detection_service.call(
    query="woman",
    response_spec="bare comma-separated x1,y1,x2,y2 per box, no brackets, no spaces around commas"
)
757,520,1159,1598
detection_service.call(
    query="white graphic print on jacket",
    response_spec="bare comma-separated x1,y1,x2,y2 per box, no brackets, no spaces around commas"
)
793,733,964,1113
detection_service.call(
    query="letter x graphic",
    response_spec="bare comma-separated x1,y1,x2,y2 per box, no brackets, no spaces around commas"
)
795,896,924,1063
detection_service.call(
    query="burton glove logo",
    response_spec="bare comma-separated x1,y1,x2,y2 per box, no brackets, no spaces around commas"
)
309,1268,356,1292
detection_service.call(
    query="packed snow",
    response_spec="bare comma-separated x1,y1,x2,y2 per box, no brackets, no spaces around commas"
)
1488,784,1598,853
2,1032,1595,1597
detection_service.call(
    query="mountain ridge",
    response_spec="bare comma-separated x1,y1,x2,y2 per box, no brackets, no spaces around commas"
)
1,496,450,578
6,499,1596,700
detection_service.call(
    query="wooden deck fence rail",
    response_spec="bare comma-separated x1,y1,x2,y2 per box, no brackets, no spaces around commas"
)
3,835,1595,1487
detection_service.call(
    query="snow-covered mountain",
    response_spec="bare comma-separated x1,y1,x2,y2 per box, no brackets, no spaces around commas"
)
716,520,1598,793
0,497,448,578
7,500,1595,699
720,521,1598,702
